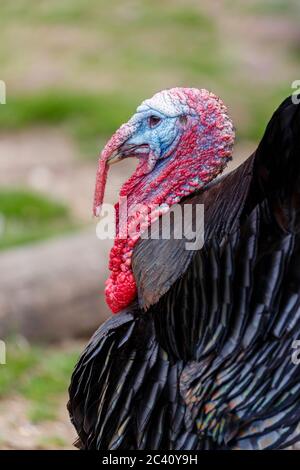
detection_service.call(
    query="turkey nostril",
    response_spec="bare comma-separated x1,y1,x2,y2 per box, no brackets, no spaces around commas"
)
179,115,188,126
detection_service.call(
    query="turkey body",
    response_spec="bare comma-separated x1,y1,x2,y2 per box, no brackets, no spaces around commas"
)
68,96,300,450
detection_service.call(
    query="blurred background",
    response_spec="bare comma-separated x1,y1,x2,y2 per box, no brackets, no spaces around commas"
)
0,0,300,450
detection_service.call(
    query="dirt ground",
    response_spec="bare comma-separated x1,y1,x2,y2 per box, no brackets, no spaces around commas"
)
0,396,76,450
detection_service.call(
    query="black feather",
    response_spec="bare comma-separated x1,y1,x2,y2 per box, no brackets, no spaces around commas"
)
68,96,300,449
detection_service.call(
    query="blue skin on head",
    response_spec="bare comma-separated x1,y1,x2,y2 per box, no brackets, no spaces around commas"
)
125,109,184,162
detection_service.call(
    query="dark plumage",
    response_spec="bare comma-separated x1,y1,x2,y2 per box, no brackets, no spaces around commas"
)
68,95,300,450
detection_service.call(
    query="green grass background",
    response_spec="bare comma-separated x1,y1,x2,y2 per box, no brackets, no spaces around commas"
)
0,0,300,445
1,0,299,250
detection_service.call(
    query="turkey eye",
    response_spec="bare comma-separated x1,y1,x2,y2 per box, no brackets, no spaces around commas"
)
149,115,161,128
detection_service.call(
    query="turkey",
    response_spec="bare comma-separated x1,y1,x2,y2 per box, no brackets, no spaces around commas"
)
68,88,300,450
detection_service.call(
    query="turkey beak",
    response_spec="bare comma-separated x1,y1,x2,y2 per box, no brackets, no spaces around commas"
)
107,143,148,165
106,149,123,166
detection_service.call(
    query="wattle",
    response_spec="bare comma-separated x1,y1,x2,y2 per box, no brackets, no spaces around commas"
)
105,236,137,313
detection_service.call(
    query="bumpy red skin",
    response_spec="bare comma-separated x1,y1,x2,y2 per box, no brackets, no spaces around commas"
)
94,88,235,313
